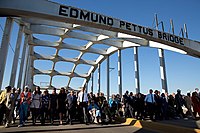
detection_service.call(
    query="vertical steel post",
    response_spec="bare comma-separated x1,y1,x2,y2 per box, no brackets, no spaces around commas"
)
24,45,33,90
21,43,30,89
29,45,34,90
10,24,24,87
158,49,168,93
107,55,110,100
97,63,101,94
0,17,13,90
184,24,188,38
17,34,29,89
134,47,140,94
170,19,175,34
85,81,88,93
24,55,30,86
91,72,94,93
181,28,184,38
118,49,122,96
155,14,168,93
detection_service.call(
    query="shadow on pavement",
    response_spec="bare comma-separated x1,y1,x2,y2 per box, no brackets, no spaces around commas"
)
1,124,129,133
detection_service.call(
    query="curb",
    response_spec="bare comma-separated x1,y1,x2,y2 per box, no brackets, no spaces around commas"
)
124,118,200,133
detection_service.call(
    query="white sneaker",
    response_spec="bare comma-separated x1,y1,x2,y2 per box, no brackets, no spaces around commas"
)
18,124,23,128
11,121,15,124
94,119,98,124
5,123,9,128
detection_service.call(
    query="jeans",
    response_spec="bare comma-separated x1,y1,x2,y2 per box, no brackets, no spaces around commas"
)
79,102,88,124
95,110,101,117
19,102,28,125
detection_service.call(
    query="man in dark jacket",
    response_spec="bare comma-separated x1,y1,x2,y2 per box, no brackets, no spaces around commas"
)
129,92,136,118
175,89,185,118
154,90,161,120
123,91,131,118
66,90,77,125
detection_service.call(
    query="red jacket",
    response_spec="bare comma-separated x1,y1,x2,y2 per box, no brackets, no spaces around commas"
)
20,91,31,105
192,96,200,112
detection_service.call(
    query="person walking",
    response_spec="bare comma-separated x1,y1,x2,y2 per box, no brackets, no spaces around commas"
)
0,87,8,125
41,89,50,125
175,89,185,118
0,86,12,128
10,87,18,124
66,90,77,125
184,92,195,119
30,86,42,125
18,86,31,127
77,87,89,125
191,92,200,118
122,91,130,118
58,87,67,125
49,88,58,125
144,89,156,121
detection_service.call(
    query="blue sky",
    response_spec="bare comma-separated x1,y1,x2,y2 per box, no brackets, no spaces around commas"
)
0,0,200,96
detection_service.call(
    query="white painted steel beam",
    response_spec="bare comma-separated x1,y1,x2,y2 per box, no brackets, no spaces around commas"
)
17,34,29,89
10,24,24,87
107,55,110,100
118,50,122,96
134,47,140,94
97,63,101,94
155,15,168,94
34,68,88,78
23,18,118,37
24,45,34,89
91,72,94,93
1,0,200,90
0,18,13,90
31,38,108,55
158,49,168,93
24,54,30,87
1,0,199,58
48,35,64,88
21,42,31,89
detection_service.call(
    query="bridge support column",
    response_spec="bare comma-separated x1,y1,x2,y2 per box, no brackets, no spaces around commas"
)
30,46,35,90
107,55,110,100
97,63,101,94
155,14,168,93
24,54,30,86
91,73,94,93
158,49,168,93
134,47,140,94
10,24,24,87
118,49,122,96
24,45,34,90
17,34,29,89
85,81,88,93
0,17,13,90
21,44,30,89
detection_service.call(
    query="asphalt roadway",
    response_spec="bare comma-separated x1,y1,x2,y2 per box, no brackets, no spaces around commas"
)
0,123,157,133
1,118,200,133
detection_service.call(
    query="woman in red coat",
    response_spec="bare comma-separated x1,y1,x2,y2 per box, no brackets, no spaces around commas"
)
191,92,200,118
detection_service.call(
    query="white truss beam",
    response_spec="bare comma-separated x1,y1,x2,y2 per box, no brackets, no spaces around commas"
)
1,0,200,90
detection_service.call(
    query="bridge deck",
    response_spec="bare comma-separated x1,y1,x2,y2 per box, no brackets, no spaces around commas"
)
0,118,199,133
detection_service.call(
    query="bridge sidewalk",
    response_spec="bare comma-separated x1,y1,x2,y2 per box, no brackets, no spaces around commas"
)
124,118,200,133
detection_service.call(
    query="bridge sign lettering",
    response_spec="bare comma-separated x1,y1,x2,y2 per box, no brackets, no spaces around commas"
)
59,5,184,45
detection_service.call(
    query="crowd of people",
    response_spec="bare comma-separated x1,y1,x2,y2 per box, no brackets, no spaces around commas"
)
0,85,200,128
